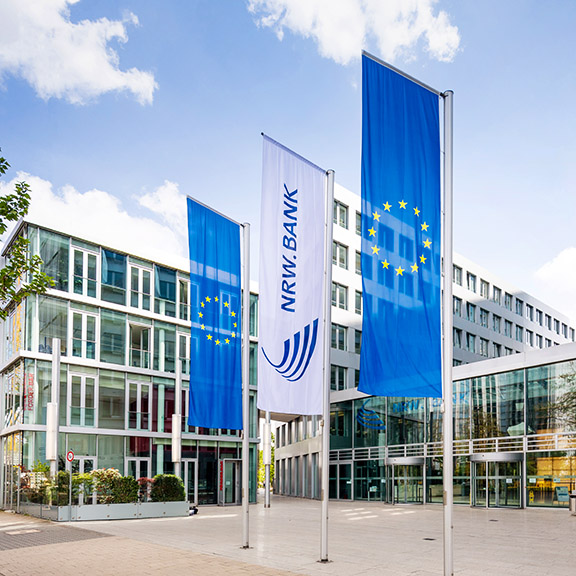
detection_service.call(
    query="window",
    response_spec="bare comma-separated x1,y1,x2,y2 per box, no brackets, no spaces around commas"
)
355,291,362,315
98,370,125,429
354,330,362,354
453,265,462,286
480,280,489,298
505,347,513,356
72,248,98,298
355,251,361,275
515,325,523,343
545,338,552,347
155,265,176,317
505,293,513,311
332,241,348,269
562,323,568,338
480,308,489,328
493,315,501,333
536,309,543,326
515,298,524,316
129,324,150,369
504,320,513,338
101,250,127,305
127,380,151,430
535,334,543,349
467,272,476,293
480,338,489,357
355,211,361,235
70,310,97,359
332,282,348,310
570,328,575,342
39,229,69,292
330,365,347,391
492,286,501,304
525,330,533,347
453,296,462,317
100,309,126,365
130,266,151,311
554,319,560,334
493,343,502,357
466,303,476,323
68,373,96,427
544,314,551,329
154,322,176,373
526,304,534,321
333,200,348,229
38,296,68,355
179,279,190,321
355,370,360,388
466,333,476,353
331,323,347,351
249,293,258,337
178,333,190,376
453,328,462,348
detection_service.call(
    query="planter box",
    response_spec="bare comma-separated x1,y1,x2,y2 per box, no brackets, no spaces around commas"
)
21,501,189,522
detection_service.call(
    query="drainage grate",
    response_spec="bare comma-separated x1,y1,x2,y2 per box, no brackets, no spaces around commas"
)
423,537,436,541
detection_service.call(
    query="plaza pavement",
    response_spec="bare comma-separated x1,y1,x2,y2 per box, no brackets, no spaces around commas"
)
1,495,575,575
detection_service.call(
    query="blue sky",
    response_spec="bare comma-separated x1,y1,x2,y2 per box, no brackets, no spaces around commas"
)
1,0,575,320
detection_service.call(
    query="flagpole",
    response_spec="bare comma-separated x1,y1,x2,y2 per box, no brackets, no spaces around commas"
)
264,411,271,508
242,222,251,549
441,90,454,576
320,169,335,563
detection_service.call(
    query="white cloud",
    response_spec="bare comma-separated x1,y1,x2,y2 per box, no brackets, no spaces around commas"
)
0,0,157,105
248,0,460,65
535,247,576,323
0,174,188,271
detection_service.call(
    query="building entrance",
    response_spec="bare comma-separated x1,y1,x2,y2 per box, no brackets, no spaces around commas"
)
329,462,353,500
471,454,522,508
387,457,425,504
182,459,198,505
218,459,241,506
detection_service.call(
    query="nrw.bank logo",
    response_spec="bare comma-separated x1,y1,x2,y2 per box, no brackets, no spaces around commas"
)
262,319,319,382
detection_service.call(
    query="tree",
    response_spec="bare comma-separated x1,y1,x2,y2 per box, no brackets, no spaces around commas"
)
0,151,53,317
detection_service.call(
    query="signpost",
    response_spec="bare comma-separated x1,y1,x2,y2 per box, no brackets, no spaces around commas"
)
67,451,74,521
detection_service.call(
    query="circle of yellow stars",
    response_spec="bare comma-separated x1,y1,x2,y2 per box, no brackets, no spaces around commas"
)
197,295,238,346
367,199,433,277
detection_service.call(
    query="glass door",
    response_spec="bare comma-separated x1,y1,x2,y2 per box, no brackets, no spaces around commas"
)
127,381,151,430
218,459,241,506
183,459,198,504
328,462,353,500
393,464,424,504
68,374,96,427
472,460,522,508
127,457,151,480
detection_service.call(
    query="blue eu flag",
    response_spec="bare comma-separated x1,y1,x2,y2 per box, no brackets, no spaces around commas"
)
187,198,243,429
359,54,442,398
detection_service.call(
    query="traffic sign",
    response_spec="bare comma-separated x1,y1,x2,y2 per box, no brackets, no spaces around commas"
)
66,450,75,462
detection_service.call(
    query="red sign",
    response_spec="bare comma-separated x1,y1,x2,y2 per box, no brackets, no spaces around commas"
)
66,451,75,463
219,461,224,491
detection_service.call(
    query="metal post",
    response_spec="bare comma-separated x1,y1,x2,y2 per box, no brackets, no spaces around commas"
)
173,359,182,480
241,222,251,549
47,339,61,479
320,170,335,563
264,411,271,508
441,90,454,576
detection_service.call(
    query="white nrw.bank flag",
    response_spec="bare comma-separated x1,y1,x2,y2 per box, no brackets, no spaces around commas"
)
257,135,327,415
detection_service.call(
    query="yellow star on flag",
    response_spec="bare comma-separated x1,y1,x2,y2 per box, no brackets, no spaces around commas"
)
414,207,420,216
423,239,432,249
368,227,376,237
420,255,427,264
399,200,407,209
421,222,429,232
201,324,205,330
372,210,381,221
198,312,203,318
233,322,237,328
411,263,419,273
215,339,220,345
381,260,390,269
215,296,219,302
232,333,236,338
200,302,205,308
224,302,229,308
231,311,236,317
205,296,211,302
225,338,230,344
207,334,212,340
371,245,380,255
395,266,405,276
383,202,391,212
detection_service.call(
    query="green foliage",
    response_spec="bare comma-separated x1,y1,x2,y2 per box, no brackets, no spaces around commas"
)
111,475,139,503
0,150,54,318
91,468,122,504
257,433,275,489
150,474,186,502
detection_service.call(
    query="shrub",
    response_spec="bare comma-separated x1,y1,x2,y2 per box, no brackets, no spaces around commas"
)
111,476,139,504
150,474,185,502
137,477,154,502
91,468,121,504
